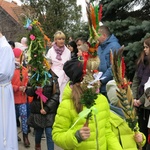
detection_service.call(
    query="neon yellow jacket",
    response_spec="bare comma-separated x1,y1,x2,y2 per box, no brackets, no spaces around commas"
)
110,111,146,150
52,82,123,150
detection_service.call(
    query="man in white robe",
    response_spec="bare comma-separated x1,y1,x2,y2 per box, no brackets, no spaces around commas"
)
0,27,18,149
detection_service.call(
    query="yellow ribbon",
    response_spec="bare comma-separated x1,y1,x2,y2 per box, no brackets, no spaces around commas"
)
27,40,33,62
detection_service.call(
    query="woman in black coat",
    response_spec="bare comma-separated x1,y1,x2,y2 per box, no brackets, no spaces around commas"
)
26,69,60,150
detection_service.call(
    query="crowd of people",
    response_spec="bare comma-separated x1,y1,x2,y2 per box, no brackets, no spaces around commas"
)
0,22,150,150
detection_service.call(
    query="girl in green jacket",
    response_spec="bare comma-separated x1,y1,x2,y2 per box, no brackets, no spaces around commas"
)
52,57,123,150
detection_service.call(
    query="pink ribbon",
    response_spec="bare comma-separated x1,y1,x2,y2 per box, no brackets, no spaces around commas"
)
35,88,48,103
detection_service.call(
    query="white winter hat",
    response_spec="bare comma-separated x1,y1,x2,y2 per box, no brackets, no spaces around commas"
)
21,37,27,45
106,80,119,106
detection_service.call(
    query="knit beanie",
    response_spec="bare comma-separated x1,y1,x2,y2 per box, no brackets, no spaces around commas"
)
63,58,83,84
106,80,119,106
13,48,22,58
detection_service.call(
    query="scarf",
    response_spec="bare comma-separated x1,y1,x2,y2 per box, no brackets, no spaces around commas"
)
53,43,65,60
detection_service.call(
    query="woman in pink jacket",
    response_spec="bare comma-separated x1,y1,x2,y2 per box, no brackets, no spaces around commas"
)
46,31,71,102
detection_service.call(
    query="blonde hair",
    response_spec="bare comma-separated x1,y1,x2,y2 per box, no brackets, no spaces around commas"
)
72,83,83,113
78,43,89,52
81,56,100,91
72,56,100,113
54,31,66,40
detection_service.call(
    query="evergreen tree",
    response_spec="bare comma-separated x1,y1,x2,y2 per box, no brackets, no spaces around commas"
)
99,0,150,80
22,0,82,40
68,22,89,42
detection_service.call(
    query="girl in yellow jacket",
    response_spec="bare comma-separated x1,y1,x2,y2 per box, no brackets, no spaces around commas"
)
52,57,123,150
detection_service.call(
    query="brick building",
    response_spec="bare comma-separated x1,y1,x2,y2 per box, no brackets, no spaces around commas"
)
0,0,26,41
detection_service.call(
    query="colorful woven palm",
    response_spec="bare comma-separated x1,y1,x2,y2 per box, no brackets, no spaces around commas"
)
110,47,138,131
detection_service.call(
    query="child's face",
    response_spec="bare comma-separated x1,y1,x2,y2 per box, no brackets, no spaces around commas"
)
15,55,24,63
15,57,20,62
47,41,52,48
77,49,82,57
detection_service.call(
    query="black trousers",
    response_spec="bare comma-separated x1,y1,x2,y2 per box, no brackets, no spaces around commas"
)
137,108,150,150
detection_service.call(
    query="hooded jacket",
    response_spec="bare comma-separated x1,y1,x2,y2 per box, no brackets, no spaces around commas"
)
52,82,123,150
97,34,120,93
110,110,146,150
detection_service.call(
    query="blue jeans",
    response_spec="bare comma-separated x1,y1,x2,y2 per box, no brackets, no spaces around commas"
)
35,127,54,150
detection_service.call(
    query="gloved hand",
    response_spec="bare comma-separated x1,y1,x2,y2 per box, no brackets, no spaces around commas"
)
148,134,150,144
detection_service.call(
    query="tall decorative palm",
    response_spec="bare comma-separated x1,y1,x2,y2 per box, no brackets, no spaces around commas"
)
24,19,51,109
110,47,142,149
79,1,102,127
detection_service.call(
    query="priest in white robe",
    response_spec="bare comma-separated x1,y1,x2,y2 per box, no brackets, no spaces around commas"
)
0,28,18,150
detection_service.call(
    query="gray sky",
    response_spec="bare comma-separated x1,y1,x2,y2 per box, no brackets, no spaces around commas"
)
77,0,87,21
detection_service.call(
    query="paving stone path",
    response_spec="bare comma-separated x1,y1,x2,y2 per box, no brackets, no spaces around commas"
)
18,128,62,150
